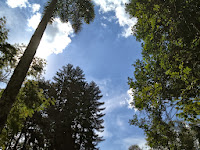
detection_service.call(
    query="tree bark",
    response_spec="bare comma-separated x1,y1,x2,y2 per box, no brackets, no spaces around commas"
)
0,0,58,134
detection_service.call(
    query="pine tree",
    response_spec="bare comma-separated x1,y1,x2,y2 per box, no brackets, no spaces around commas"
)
0,0,95,132
5,64,105,150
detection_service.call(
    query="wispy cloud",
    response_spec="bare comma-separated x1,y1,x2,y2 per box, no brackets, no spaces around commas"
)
101,16,116,22
102,89,137,113
101,23,107,28
32,3,40,13
94,0,137,37
6,0,29,8
6,0,40,14
98,122,113,138
6,0,73,59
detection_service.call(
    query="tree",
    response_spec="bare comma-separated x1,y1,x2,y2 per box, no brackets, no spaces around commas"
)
2,64,105,150
0,44,46,84
128,144,142,150
0,80,54,149
0,17,17,83
126,0,200,149
0,0,95,133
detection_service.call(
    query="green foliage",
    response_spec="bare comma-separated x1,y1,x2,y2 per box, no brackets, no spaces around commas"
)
0,17,18,83
0,80,54,149
0,19,46,83
14,44,46,80
1,64,105,149
126,0,200,149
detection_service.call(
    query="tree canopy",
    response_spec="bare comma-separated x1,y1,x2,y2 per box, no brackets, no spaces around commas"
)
0,0,95,133
0,64,105,150
126,0,200,149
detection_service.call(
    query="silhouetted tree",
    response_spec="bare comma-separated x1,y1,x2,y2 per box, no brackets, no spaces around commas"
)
0,0,95,133
3,64,105,150
128,144,142,150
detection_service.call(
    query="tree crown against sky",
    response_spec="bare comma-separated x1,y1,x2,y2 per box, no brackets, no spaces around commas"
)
0,64,105,150
126,0,200,149
3,0,200,149
0,0,96,133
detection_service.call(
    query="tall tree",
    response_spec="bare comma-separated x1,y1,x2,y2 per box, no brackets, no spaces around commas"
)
2,64,105,150
0,0,95,133
128,144,142,150
126,0,200,149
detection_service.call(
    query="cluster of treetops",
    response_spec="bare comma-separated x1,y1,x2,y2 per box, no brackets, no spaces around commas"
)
0,0,199,149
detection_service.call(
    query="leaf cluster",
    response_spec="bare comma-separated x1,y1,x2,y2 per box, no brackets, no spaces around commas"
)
126,0,200,149
0,64,105,150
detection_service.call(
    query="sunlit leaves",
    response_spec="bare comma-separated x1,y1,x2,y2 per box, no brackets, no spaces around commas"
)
0,80,54,148
126,0,200,149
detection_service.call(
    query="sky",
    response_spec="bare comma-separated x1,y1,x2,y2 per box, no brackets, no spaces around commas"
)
0,0,148,149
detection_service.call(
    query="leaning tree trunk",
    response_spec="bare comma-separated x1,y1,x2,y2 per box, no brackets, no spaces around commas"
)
0,0,58,134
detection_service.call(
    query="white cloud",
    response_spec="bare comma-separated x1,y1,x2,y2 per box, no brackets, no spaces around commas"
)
104,93,127,113
101,16,116,22
94,0,137,37
27,13,74,58
36,18,74,58
116,116,127,131
6,0,40,14
27,12,41,30
32,3,40,13
126,88,137,110
101,23,107,28
6,0,29,8
117,88,137,111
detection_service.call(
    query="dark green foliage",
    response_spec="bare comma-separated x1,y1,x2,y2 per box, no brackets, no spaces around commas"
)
39,64,105,149
0,0,95,133
45,0,95,33
126,0,200,149
0,80,53,149
2,64,105,150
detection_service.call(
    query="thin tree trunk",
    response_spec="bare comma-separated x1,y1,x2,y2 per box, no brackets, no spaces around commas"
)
0,0,58,134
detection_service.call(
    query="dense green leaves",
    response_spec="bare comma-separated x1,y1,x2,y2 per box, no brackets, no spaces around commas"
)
0,64,105,150
0,80,54,149
0,0,95,133
126,0,200,149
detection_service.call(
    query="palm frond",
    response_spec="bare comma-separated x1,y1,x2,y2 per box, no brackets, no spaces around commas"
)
43,0,95,33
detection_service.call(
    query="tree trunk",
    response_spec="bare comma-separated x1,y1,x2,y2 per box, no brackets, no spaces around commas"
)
0,0,58,134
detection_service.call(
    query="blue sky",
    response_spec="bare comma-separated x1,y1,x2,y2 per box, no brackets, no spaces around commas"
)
0,0,148,149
